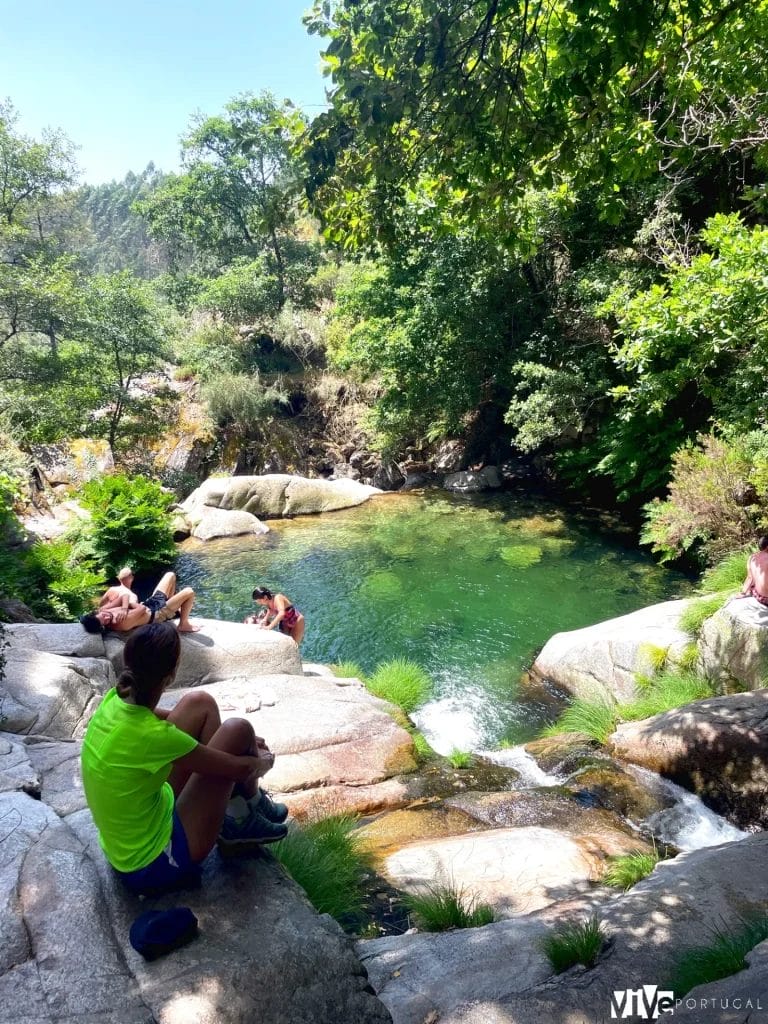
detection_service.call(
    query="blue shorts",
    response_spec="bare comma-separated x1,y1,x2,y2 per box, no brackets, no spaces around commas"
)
115,810,201,897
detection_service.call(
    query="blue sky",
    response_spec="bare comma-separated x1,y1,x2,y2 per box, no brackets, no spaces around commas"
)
2,1,329,183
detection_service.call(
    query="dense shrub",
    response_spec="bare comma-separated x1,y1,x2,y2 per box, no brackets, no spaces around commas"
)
0,489,101,621
202,371,287,435
78,474,176,576
641,433,768,564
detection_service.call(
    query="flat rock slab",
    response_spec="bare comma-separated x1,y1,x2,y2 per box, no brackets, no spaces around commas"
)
531,599,693,703
383,826,605,917
159,675,417,797
357,916,552,1024
1,648,112,738
366,832,768,1024
104,617,303,685
610,690,768,828
0,790,392,1024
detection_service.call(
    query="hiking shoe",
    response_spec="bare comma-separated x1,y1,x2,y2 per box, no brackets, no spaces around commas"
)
252,788,289,824
217,807,288,856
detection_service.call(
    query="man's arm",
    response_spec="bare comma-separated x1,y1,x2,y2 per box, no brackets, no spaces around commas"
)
741,555,756,596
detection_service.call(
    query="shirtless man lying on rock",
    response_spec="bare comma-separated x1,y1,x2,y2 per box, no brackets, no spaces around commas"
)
98,567,139,611
81,572,200,634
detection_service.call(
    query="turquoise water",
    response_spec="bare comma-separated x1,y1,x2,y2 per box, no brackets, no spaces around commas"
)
177,491,689,749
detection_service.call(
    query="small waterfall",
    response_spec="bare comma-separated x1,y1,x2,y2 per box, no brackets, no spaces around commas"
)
479,745,564,788
411,695,484,755
628,765,749,851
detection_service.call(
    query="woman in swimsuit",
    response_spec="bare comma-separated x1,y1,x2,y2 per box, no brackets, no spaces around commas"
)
250,586,305,645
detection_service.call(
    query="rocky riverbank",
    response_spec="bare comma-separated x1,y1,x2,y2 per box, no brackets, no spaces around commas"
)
2,602,767,1024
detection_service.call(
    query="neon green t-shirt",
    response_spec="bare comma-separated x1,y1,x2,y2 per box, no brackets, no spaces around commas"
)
81,688,197,872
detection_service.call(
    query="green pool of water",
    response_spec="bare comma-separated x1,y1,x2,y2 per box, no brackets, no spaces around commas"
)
176,491,690,750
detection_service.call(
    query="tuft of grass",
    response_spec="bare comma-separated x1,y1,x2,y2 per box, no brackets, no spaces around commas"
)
541,697,617,744
638,643,670,675
404,882,496,932
669,917,768,998
411,730,436,762
448,749,473,769
603,847,662,890
679,594,727,637
366,658,433,714
700,550,750,594
273,814,370,924
331,661,366,680
677,642,699,671
540,916,607,973
620,670,712,721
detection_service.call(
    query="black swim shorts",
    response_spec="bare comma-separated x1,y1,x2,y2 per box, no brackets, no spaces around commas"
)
143,591,168,623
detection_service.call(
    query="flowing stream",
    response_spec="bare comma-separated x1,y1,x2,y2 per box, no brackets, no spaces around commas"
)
177,490,750,851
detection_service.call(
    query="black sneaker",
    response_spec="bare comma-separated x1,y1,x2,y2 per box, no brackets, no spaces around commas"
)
217,807,288,856
253,788,289,824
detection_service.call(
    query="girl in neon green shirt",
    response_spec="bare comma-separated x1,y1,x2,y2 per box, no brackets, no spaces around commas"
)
81,622,286,894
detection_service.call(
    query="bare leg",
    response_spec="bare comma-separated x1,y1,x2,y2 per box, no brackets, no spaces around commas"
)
164,587,199,632
154,572,177,599
290,615,305,645
166,691,222,794
166,691,273,861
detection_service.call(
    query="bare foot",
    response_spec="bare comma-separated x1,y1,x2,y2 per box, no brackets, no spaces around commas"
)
177,622,201,633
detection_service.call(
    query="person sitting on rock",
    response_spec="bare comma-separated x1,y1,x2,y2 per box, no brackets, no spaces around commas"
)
80,621,289,895
81,571,199,634
98,567,139,611
739,536,768,606
250,586,305,645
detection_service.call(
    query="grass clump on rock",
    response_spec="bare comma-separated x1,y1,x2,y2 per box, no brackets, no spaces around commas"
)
541,697,617,744
620,670,712,721
540,916,607,973
448,749,472,768
330,660,366,680
273,814,370,924
603,847,663,890
679,595,727,638
404,882,495,932
366,658,432,714
669,917,768,998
